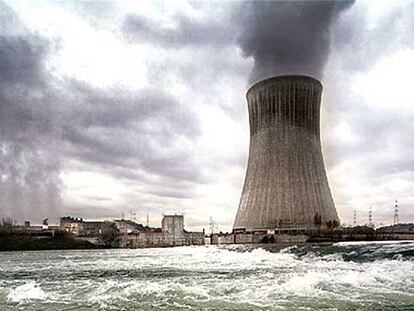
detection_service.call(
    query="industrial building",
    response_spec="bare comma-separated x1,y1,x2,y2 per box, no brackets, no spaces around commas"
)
60,216,105,236
234,75,340,232
120,215,205,248
59,215,204,248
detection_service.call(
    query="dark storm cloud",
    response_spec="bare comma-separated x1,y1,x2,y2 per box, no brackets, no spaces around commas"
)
0,2,207,223
236,1,354,84
0,2,54,136
0,2,62,223
122,1,355,81
58,80,205,184
64,80,199,136
123,13,235,47
0,35,52,134
0,37,47,86
121,6,250,121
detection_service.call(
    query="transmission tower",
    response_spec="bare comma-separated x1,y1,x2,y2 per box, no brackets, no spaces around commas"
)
353,210,357,226
146,214,150,227
394,200,399,225
209,216,215,235
368,206,373,228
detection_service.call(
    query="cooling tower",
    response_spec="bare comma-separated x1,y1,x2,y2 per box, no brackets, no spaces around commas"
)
233,75,339,231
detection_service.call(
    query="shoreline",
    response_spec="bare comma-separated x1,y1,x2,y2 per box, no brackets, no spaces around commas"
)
1,234,413,252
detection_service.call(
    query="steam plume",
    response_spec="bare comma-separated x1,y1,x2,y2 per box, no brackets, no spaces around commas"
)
237,1,354,84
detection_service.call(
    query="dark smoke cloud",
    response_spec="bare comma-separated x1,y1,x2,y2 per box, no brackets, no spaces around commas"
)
0,2,62,223
237,1,354,84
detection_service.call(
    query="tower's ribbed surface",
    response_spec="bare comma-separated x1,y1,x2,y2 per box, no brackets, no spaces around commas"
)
233,75,339,231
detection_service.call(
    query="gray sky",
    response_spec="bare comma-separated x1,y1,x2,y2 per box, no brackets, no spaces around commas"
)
0,0,413,231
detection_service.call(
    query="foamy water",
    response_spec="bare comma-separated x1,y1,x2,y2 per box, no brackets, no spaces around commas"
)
0,241,413,310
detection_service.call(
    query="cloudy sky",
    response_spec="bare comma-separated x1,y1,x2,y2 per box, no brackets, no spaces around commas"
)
0,0,413,231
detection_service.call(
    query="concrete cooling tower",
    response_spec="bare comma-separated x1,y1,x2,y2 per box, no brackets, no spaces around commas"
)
233,75,339,231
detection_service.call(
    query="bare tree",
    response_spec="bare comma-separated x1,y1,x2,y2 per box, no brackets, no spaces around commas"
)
0,218,15,233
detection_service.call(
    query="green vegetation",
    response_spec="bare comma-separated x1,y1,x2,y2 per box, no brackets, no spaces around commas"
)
99,221,120,248
0,218,15,233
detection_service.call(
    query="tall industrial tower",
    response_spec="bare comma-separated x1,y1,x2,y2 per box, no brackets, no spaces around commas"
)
233,75,339,231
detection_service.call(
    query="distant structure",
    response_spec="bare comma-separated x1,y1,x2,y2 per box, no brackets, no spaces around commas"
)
113,219,148,235
60,215,204,248
162,215,184,245
394,200,399,225
209,216,215,235
121,214,205,248
234,75,339,231
368,206,373,228
353,210,357,226
60,216,104,236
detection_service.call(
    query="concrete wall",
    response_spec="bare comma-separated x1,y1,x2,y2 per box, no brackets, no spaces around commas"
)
273,234,308,243
218,234,235,244
120,232,165,248
185,232,205,245
235,234,254,244
120,215,205,248
120,231,205,248
211,233,308,245
162,215,185,239
234,76,339,231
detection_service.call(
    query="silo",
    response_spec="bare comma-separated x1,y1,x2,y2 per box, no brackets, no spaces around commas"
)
233,75,339,231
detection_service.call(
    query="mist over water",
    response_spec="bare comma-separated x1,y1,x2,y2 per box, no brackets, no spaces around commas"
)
0,241,413,310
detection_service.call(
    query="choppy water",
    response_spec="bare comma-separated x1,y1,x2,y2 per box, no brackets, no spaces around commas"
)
0,241,413,310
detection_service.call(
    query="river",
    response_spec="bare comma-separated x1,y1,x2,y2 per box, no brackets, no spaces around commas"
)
0,241,413,310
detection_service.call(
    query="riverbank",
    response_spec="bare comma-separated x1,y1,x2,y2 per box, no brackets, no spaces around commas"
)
0,232,101,251
207,226,414,245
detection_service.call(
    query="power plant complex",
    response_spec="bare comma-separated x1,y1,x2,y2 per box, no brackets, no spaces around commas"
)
233,75,339,232
5,72,413,248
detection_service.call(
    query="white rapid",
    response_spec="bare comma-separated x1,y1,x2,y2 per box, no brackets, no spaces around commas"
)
0,241,413,310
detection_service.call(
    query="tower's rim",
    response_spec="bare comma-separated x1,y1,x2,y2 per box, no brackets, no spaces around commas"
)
246,75,323,98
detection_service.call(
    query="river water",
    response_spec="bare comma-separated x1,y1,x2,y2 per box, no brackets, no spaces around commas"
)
0,241,413,310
